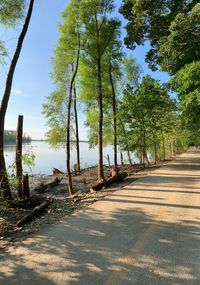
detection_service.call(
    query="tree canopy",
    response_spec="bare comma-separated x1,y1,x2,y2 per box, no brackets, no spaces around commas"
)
0,0,26,63
0,0,25,26
158,3,200,74
170,61,200,144
120,0,199,73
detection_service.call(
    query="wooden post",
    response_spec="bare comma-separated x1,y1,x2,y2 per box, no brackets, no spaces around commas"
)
23,174,30,198
16,115,23,198
107,154,111,169
120,152,124,165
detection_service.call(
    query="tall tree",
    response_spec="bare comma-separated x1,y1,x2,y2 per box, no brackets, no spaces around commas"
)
106,20,123,169
0,0,34,198
109,59,118,168
66,37,80,195
79,0,119,181
73,83,80,172
43,0,81,195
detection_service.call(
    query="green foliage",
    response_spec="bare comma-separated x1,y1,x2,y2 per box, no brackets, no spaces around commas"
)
43,0,82,146
42,0,193,165
120,0,198,72
158,4,200,74
118,74,180,161
22,149,35,172
6,148,35,173
0,41,7,64
0,0,25,26
51,0,82,85
0,0,26,64
42,88,66,146
79,3,123,148
120,0,199,148
170,61,200,144
122,57,142,89
3,148,35,194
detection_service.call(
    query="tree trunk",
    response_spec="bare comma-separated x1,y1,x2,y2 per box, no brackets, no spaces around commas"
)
66,87,73,196
127,151,133,166
0,140,10,198
97,57,105,182
154,142,157,164
23,174,30,198
153,132,157,164
0,0,35,199
120,151,124,165
73,83,80,171
120,121,133,166
109,60,117,169
16,115,23,198
162,133,166,161
170,138,174,158
143,149,149,165
107,154,111,169
66,28,80,195
141,118,147,165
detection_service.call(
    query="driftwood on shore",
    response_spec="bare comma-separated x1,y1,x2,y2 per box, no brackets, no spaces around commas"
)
8,195,44,209
53,168,64,175
90,172,128,192
16,199,52,227
34,177,63,193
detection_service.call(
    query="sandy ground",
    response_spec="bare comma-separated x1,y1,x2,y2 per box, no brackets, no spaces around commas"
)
0,149,200,284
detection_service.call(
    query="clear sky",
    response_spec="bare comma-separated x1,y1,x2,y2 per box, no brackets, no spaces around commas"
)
0,0,170,140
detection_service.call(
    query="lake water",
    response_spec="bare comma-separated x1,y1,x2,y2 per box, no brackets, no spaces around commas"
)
4,141,138,175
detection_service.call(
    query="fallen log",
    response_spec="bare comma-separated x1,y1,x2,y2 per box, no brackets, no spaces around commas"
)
34,177,63,193
16,199,52,227
8,195,43,209
53,168,64,175
90,172,128,192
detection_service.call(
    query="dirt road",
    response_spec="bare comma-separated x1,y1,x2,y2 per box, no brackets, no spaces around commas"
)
1,149,200,284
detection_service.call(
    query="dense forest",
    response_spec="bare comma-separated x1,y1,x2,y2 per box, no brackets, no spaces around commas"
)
4,130,31,144
0,0,199,199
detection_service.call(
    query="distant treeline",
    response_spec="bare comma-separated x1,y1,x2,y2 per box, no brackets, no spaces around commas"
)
4,130,31,144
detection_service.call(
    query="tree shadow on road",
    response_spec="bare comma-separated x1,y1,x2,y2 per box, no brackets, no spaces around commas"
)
0,204,199,285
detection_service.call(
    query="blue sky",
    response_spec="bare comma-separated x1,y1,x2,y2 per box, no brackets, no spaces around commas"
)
0,0,170,140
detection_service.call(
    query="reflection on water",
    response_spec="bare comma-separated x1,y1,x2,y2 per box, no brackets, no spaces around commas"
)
4,141,137,175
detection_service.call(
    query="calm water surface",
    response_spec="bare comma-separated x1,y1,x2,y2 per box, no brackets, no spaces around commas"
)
4,141,137,175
